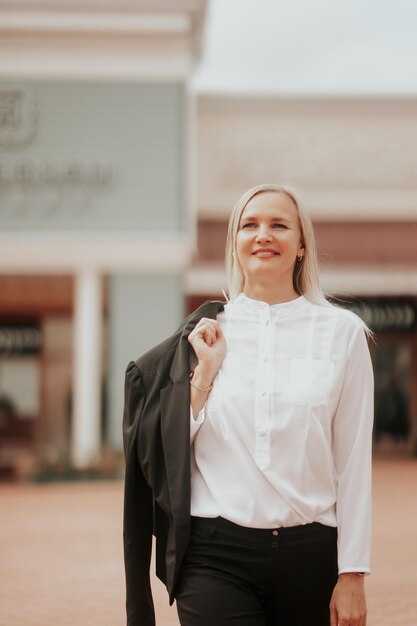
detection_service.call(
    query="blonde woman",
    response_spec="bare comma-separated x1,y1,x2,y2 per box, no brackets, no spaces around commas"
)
122,184,373,626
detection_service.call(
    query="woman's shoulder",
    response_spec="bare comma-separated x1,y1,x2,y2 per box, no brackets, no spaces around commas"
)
309,298,368,334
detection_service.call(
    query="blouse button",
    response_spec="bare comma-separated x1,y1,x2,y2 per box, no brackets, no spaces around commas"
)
272,530,279,536
259,429,267,437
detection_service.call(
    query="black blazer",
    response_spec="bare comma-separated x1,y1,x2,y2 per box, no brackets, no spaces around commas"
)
123,300,225,626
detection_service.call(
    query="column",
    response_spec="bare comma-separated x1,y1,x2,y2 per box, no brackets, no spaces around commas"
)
71,270,102,468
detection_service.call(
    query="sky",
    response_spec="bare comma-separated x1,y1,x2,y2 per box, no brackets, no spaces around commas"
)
192,0,417,94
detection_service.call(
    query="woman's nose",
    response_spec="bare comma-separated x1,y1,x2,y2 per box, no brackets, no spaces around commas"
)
255,226,272,241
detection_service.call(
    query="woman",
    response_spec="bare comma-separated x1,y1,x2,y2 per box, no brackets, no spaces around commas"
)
122,184,373,626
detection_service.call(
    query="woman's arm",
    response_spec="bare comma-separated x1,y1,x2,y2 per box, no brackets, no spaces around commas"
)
330,324,374,625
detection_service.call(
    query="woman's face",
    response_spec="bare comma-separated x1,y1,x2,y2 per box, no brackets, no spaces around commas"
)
235,191,305,289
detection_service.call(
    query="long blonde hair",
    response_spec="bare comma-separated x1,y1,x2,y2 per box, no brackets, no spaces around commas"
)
225,183,330,306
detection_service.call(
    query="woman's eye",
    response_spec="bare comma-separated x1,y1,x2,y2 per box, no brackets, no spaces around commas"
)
240,222,287,230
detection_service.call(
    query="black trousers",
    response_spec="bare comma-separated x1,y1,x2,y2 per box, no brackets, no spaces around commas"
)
175,516,338,626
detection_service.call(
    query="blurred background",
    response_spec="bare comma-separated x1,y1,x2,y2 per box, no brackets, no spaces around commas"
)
1,0,416,480
0,1,417,624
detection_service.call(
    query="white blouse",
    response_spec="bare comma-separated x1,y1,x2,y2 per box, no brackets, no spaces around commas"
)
190,293,374,574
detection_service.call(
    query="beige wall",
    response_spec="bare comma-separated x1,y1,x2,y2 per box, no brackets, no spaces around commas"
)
197,95,417,221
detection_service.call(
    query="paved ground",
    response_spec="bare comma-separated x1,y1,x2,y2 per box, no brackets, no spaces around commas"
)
1,458,417,626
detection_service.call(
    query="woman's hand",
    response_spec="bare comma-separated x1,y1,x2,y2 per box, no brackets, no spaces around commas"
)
188,318,227,376
330,573,367,626
188,318,226,419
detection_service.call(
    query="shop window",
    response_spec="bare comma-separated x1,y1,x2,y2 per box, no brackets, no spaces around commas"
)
373,341,411,444
0,356,40,423
0,324,41,446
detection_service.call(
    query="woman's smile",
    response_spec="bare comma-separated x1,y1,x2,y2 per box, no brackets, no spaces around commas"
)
252,247,279,257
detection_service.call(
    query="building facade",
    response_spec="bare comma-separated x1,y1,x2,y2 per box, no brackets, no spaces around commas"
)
0,0,206,477
1,5,417,478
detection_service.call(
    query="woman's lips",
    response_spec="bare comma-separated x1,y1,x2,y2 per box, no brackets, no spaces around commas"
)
252,249,279,256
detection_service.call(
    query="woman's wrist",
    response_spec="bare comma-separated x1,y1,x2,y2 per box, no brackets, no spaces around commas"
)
190,371,213,393
190,364,216,420
191,363,218,389
338,572,366,581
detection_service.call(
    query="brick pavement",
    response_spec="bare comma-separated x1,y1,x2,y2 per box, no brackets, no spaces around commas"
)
1,459,416,626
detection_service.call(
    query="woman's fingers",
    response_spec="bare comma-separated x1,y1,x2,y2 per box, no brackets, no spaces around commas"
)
329,603,338,626
189,318,221,347
194,318,220,333
188,319,226,366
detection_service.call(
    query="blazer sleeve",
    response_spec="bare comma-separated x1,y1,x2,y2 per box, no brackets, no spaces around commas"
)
123,361,155,626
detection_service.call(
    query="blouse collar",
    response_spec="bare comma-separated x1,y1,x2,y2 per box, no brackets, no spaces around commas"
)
231,292,310,318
